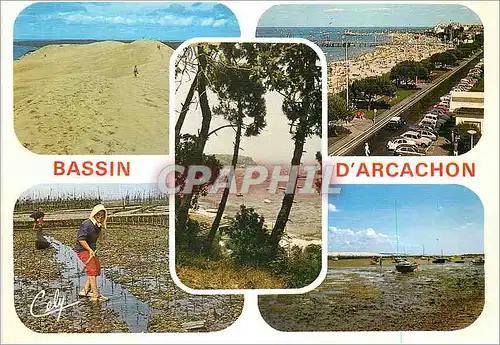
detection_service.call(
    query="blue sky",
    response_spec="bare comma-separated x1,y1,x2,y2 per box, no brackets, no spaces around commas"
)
259,4,482,28
328,185,483,255
14,2,239,40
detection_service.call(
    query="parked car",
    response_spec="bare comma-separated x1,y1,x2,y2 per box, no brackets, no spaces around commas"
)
434,104,448,110
394,144,426,156
423,114,439,122
401,131,433,147
419,119,437,128
417,129,438,141
387,137,417,151
428,108,446,116
429,110,450,120
408,124,436,134
387,116,406,130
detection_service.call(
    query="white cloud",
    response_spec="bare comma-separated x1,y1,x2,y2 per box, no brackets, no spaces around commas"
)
200,18,227,27
212,19,227,27
328,203,338,213
200,18,214,26
366,228,377,238
328,226,394,252
45,11,228,28
158,15,194,26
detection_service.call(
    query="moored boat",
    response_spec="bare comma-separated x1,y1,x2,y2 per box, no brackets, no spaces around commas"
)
395,260,419,273
432,257,446,264
471,257,484,265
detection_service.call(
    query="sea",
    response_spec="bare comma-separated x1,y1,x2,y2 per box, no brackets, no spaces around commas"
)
13,45,37,60
256,27,425,62
13,40,183,60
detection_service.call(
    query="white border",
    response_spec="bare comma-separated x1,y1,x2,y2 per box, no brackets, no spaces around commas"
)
169,37,329,295
1,1,498,344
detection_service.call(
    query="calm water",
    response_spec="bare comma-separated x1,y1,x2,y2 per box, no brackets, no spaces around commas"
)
49,238,150,332
14,45,38,59
256,27,415,62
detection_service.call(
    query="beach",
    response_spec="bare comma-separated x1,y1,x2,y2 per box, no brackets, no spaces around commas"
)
14,40,171,154
328,33,448,93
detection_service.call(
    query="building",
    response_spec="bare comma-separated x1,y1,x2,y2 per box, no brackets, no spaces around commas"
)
449,91,484,112
453,107,484,131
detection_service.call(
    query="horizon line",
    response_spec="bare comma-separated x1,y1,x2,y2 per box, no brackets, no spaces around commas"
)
257,24,482,28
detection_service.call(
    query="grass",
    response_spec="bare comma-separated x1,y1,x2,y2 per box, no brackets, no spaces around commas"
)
328,133,349,146
428,70,447,81
388,88,418,106
177,258,285,289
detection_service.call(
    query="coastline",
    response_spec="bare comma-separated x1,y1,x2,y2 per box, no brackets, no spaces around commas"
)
328,32,448,93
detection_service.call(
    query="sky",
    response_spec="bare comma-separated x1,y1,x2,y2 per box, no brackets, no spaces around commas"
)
14,2,239,40
328,185,484,255
19,184,162,201
178,84,322,165
258,4,482,28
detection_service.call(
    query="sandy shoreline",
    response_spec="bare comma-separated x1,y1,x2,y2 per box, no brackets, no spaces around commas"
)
14,40,171,154
328,33,448,93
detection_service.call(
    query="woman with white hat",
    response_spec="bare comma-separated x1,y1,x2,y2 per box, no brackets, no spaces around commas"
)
75,204,109,301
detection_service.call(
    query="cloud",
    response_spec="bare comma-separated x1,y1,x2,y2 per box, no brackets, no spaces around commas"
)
199,17,226,27
212,19,227,27
328,203,338,213
46,11,229,28
328,226,394,252
157,15,194,26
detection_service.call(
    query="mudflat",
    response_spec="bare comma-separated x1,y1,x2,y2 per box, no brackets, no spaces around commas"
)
259,259,484,331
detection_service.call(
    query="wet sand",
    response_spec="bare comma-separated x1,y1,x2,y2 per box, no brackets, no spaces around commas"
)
14,40,171,154
14,224,243,332
259,259,484,331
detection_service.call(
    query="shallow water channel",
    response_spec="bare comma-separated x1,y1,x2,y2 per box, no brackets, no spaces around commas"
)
48,237,150,332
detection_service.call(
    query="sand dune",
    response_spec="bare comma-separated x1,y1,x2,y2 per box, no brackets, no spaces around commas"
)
14,40,171,154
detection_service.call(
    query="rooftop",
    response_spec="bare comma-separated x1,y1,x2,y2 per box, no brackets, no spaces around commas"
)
454,107,484,119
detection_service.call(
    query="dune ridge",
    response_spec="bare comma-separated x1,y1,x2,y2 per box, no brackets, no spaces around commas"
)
14,40,171,154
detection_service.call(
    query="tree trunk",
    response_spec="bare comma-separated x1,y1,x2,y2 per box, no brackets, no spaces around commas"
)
269,126,306,250
176,50,212,231
175,73,198,139
205,101,243,250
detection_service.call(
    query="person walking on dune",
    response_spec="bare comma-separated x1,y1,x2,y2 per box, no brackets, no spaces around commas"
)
133,65,138,77
75,204,109,302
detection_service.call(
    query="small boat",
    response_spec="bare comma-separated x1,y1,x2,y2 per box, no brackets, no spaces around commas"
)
371,256,381,265
432,258,446,264
395,260,418,273
393,256,406,263
453,256,465,263
343,29,358,36
471,257,484,265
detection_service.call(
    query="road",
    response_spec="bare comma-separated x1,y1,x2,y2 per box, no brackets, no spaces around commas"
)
328,50,483,156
